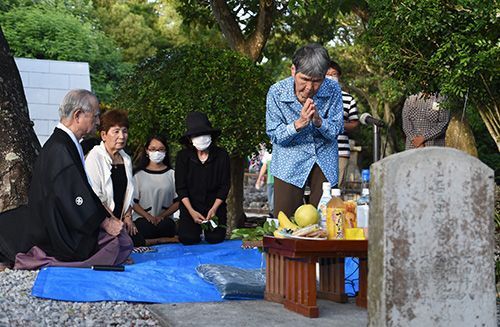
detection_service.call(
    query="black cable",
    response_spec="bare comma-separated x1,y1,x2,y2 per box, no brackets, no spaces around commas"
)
344,257,360,297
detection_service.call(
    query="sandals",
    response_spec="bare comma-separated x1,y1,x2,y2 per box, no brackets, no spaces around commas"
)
132,246,158,254
0,262,12,272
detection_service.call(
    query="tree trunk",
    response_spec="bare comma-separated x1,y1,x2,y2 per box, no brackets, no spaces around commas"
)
210,0,274,61
0,26,41,212
445,111,478,157
225,156,245,237
209,1,273,234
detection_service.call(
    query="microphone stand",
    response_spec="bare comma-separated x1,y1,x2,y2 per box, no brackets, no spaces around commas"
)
373,125,381,163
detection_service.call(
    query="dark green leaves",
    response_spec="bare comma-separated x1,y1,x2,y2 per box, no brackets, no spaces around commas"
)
230,220,278,241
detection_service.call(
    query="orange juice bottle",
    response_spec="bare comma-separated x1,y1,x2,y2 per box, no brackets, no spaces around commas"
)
344,200,357,229
326,188,346,240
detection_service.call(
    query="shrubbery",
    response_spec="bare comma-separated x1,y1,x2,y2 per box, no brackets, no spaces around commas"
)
116,45,274,159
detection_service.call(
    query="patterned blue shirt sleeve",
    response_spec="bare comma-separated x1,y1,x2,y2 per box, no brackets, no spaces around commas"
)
265,77,344,188
315,82,344,141
266,85,300,146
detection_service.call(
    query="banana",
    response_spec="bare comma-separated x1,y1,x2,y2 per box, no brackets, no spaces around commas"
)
277,211,299,231
292,224,320,236
273,229,285,238
304,229,327,238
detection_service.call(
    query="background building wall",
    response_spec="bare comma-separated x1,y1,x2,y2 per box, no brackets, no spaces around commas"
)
15,58,91,145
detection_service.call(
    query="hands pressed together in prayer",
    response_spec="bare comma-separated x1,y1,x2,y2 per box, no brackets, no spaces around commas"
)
294,98,322,131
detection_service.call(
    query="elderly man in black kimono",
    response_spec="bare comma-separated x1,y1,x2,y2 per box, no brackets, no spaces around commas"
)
0,89,132,270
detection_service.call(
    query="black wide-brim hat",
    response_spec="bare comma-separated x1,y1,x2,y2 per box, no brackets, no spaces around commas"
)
181,111,221,141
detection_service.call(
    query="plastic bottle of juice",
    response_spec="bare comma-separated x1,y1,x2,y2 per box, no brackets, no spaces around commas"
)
326,188,345,240
317,182,332,229
356,188,370,239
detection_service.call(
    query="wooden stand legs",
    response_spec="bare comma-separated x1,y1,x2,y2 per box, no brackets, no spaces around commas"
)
283,257,319,318
265,252,368,318
318,258,348,303
264,252,286,303
356,257,368,308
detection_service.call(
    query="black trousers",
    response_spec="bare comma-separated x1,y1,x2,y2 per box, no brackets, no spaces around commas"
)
178,209,227,245
273,164,329,218
130,217,176,247
0,251,11,264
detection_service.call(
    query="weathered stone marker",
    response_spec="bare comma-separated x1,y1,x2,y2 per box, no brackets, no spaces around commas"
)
369,147,496,326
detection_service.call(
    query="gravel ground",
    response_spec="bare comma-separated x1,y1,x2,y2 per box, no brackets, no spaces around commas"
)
0,268,497,326
0,269,160,327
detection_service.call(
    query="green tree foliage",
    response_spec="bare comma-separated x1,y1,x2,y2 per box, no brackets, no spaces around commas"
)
176,0,367,64
328,13,406,158
0,0,34,12
117,45,274,233
93,0,167,63
468,108,500,175
264,0,368,62
116,45,273,158
0,3,130,102
366,0,500,150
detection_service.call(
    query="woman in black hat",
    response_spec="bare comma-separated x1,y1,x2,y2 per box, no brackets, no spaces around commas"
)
175,112,230,245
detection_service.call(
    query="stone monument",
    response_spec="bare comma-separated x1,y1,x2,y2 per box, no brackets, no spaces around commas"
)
369,147,496,326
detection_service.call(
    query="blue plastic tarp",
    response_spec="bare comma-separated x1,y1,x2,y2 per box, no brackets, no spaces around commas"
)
32,240,359,303
32,240,263,303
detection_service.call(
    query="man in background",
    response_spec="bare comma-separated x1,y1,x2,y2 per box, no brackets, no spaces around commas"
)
402,92,450,149
325,61,359,188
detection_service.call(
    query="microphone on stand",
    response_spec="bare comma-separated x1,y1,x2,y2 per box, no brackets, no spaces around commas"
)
359,113,385,127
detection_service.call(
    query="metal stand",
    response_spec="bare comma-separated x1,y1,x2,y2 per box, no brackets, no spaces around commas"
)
373,125,381,163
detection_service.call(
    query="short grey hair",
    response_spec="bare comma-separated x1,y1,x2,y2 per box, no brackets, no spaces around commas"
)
292,43,331,78
59,89,98,120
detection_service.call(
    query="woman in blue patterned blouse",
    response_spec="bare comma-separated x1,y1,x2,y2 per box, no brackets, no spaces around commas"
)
265,43,344,218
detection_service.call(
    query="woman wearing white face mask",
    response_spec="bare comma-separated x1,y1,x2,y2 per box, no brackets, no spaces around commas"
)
131,135,179,246
175,112,230,245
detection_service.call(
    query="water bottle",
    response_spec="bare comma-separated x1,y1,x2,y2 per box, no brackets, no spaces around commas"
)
356,188,370,239
361,169,370,191
317,182,331,228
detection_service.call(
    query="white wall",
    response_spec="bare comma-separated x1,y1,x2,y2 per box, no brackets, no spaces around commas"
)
15,58,92,145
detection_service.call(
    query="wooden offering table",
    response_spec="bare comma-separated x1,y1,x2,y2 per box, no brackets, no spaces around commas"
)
263,236,368,318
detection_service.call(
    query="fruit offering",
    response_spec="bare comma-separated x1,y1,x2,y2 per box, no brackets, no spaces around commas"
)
294,204,320,227
292,224,327,238
277,211,299,231
275,210,327,240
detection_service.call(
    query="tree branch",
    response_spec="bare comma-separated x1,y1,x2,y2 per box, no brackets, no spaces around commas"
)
210,0,245,52
210,0,274,62
247,0,274,61
478,105,500,151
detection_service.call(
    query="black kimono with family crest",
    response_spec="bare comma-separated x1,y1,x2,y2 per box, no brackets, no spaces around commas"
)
0,128,107,263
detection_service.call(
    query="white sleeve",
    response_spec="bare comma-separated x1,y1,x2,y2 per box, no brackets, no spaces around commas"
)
84,150,106,203
133,173,141,203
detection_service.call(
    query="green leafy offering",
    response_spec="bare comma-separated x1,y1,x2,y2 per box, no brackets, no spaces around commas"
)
200,216,226,231
230,220,278,242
